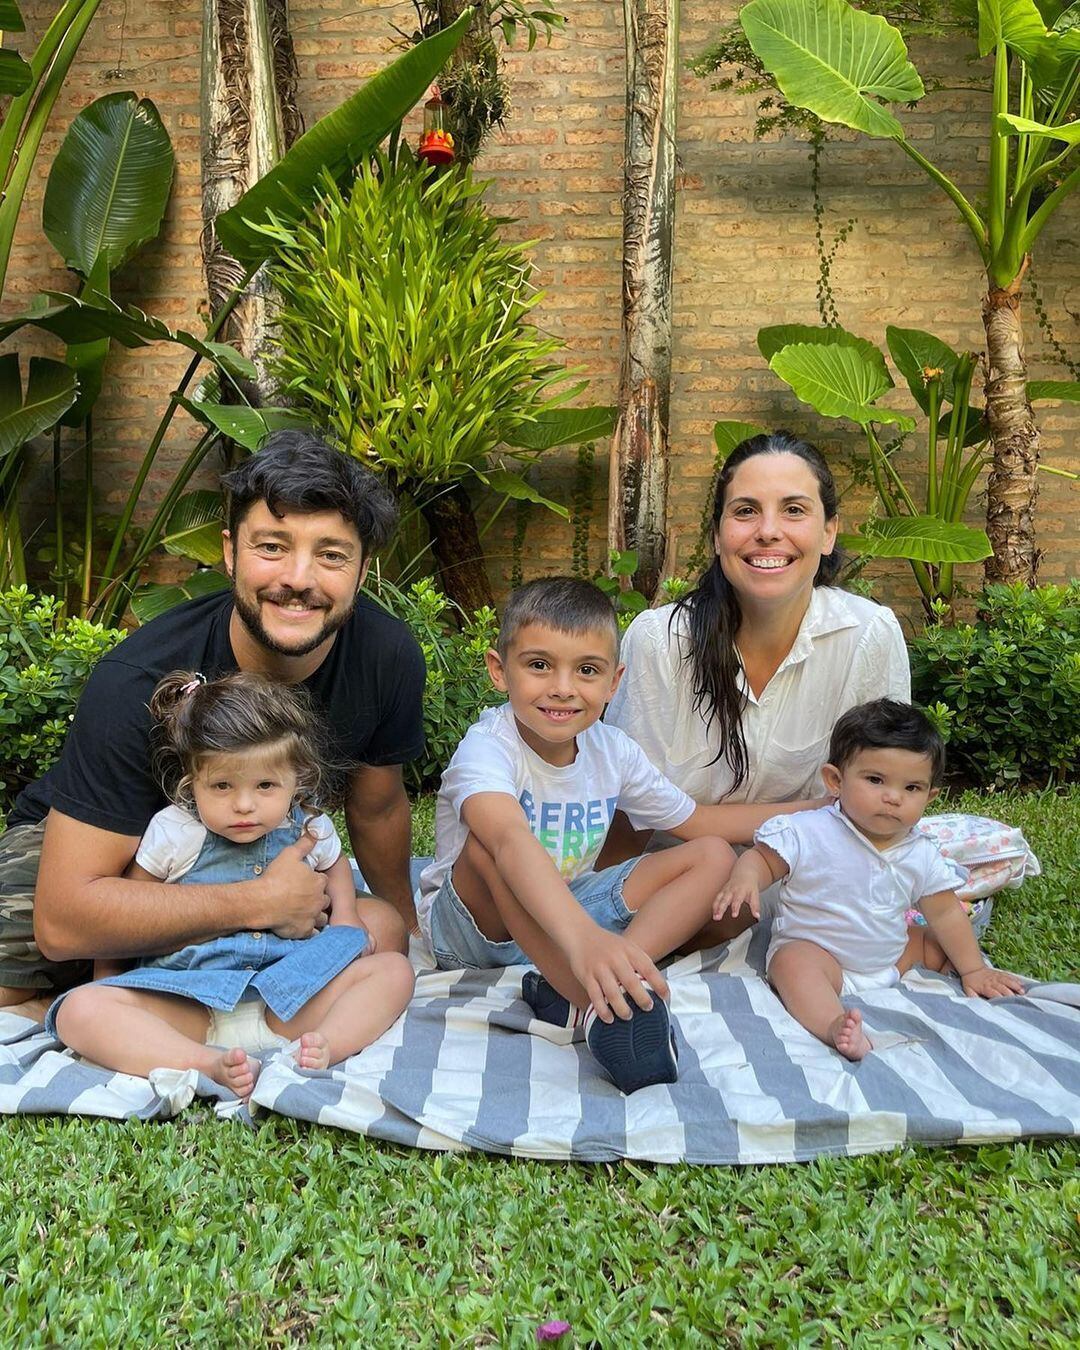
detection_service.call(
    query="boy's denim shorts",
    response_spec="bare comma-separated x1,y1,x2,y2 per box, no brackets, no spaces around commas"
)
427,856,644,970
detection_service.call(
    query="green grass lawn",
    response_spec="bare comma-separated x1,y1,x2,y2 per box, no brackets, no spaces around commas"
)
2,790,1078,1346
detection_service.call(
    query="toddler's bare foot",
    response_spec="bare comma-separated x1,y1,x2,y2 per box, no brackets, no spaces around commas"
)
209,1046,260,1099
296,1031,331,1071
830,1008,873,1061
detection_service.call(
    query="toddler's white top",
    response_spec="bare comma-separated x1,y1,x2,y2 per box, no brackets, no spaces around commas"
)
136,803,341,882
417,702,696,935
757,803,966,973
606,587,910,804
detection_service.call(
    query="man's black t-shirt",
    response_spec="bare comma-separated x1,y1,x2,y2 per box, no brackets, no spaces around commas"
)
9,589,426,835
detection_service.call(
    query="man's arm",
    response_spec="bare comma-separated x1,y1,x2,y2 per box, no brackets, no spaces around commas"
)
344,762,416,933
672,796,830,847
33,810,331,960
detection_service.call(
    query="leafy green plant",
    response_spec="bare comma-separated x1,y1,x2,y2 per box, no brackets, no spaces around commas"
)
752,322,1000,618
368,573,502,791
736,0,1080,586
0,15,474,626
911,581,1080,789
593,550,649,632
0,586,124,816
264,155,613,613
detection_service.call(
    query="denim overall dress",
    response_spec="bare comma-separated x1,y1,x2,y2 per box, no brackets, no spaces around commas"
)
45,807,368,1036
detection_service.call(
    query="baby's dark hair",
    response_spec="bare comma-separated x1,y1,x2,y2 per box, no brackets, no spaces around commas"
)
148,670,330,812
828,699,946,786
497,576,620,661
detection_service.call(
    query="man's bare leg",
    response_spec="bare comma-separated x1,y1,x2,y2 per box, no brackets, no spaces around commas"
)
0,985,51,1023
768,940,873,1061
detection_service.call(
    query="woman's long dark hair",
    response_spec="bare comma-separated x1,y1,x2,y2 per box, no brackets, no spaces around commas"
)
670,431,843,794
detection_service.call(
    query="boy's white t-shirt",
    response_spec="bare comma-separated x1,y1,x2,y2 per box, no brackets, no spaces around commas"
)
758,802,967,973
416,703,696,939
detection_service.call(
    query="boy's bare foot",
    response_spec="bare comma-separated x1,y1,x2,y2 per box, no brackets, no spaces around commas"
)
296,1031,331,1071
830,1008,872,1061
209,1046,260,1099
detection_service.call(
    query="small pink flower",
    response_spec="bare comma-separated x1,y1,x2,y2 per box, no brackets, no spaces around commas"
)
537,1321,572,1343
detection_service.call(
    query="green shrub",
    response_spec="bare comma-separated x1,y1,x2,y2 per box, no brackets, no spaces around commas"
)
910,582,1080,789
369,576,502,792
0,588,125,818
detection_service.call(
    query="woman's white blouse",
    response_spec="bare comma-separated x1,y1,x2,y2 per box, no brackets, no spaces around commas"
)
606,588,911,804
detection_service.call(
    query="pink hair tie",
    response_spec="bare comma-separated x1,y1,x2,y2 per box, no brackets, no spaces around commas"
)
180,674,206,695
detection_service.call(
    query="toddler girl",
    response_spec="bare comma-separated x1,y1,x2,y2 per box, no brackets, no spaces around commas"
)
48,670,414,1099
713,699,1025,1060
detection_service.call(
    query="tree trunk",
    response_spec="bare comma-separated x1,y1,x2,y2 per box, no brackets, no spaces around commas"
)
436,0,501,166
609,0,679,602
983,269,1041,586
420,483,495,613
200,0,301,400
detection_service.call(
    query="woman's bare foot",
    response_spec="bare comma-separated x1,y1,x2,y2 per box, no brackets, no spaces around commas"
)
830,1008,873,1061
208,1046,260,1099
296,1031,331,1071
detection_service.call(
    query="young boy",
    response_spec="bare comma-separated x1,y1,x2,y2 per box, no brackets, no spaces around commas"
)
417,577,825,1094
713,698,1026,1061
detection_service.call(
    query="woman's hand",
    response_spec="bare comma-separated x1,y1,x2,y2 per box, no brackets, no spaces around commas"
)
713,879,761,923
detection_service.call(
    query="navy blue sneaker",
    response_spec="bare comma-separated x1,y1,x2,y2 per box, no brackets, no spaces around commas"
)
521,970,580,1029
586,998,679,1094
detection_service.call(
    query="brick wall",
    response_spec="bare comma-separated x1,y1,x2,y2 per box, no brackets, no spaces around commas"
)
8,0,1078,626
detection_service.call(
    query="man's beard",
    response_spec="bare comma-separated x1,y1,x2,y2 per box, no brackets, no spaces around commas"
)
231,584,354,658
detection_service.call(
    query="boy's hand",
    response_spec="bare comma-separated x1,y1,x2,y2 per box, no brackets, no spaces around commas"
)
960,965,1026,999
568,927,668,1023
713,879,760,922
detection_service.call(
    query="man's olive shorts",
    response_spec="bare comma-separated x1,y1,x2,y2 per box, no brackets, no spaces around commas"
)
0,821,89,990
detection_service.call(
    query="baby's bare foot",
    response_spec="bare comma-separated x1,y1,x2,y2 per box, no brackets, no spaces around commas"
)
209,1046,260,1099
296,1031,331,1071
830,1008,873,1061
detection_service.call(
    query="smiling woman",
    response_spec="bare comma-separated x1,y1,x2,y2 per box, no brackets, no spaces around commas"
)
604,431,911,934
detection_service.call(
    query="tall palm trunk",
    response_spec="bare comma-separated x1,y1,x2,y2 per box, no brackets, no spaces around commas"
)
201,0,301,400
609,0,679,601
983,270,1041,585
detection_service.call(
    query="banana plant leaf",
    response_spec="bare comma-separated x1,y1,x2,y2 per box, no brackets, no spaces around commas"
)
885,326,964,411
1028,379,1080,400
178,396,312,451
480,466,569,517
0,293,256,379
504,405,616,451
0,354,78,458
838,516,993,562
42,92,175,276
713,420,768,458
0,0,26,26
131,569,230,625
768,341,916,431
757,323,879,364
740,0,924,139
0,48,32,95
159,491,225,564
215,10,474,267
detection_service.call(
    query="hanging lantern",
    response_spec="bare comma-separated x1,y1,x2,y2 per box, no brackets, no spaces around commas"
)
418,85,455,166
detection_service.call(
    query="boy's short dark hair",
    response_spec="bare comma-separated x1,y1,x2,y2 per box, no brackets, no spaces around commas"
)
221,429,397,554
828,699,946,785
498,577,620,661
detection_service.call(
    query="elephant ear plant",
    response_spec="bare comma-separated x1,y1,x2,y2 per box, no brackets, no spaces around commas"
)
752,322,994,620
263,155,614,612
738,0,1079,586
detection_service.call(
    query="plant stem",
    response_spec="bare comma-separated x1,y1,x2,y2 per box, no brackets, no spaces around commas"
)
926,380,940,516
52,424,65,615
97,282,249,590
81,414,94,616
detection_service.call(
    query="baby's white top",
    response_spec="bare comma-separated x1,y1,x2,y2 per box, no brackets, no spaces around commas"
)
136,803,342,882
758,802,966,972
606,587,911,804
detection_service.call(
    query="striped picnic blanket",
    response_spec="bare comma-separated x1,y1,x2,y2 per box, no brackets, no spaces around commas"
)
2,924,1078,1163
